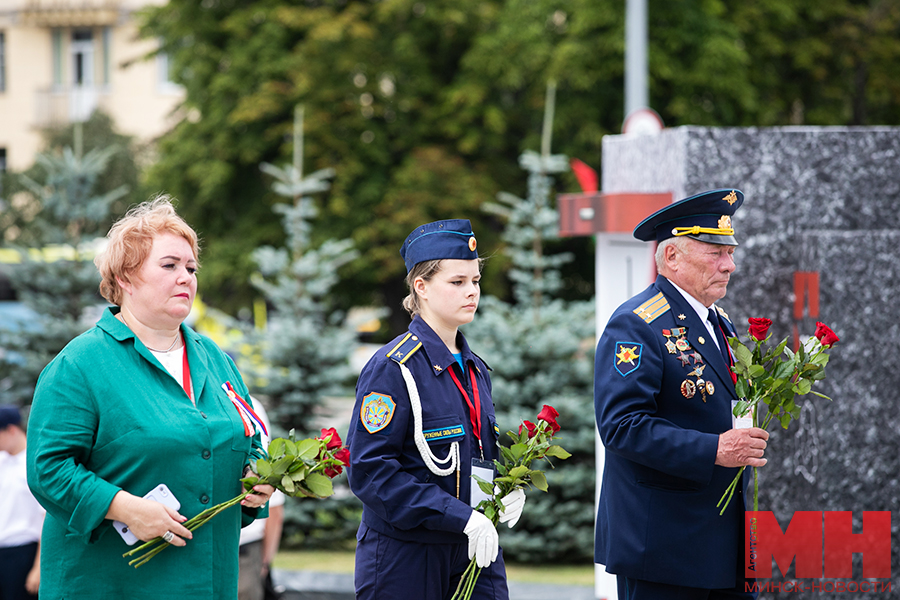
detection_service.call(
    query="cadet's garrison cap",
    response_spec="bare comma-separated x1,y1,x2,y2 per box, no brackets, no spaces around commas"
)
400,219,478,272
0,404,22,428
633,189,744,246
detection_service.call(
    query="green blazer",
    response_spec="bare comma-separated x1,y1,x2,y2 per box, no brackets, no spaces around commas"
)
27,308,267,600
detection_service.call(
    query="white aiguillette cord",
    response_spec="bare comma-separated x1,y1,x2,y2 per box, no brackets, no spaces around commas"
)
398,363,460,477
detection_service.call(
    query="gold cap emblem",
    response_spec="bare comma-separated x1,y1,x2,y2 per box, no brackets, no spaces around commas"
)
718,215,732,230
468,236,477,251
722,190,738,205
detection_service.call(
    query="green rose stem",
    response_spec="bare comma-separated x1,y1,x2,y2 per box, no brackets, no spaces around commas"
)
716,408,778,515
123,488,254,568
450,414,569,600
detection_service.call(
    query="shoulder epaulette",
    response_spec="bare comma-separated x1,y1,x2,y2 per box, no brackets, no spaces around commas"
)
386,332,423,365
633,292,670,323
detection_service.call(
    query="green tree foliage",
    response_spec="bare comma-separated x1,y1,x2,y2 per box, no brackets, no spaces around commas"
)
464,149,595,562
247,162,359,435
0,147,128,405
140,0,900,318
138,0,598,318
1,112,141,217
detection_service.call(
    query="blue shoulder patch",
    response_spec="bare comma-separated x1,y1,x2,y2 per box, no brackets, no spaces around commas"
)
360,392,396,434
614,342,643,377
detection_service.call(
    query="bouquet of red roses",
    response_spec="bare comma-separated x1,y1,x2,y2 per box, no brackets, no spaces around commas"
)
717,320,838,514
124,427,350,567
451,405,571,600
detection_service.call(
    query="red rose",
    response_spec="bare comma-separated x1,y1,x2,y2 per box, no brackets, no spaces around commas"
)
748,317,773,341
814,322,839,348
333,447,350,467
324,465,343,478
536,405,561,434
519,420,538,439
318,427,343,450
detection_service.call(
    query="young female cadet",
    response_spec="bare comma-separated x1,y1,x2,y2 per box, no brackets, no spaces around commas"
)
347,219,525,599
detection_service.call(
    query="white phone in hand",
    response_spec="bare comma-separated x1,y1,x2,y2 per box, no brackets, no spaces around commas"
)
113,483,181,546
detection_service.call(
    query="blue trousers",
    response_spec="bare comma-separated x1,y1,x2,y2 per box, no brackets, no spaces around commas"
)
355,524,509,600
0,543,39,600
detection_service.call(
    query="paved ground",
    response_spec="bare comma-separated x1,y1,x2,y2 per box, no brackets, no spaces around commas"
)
273,569,596,600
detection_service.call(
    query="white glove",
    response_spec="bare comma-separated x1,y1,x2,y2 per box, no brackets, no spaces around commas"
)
497,487,526,528
463,510,499,568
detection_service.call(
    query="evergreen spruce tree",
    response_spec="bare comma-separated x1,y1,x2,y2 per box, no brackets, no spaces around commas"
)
249,162,359,436
464,148,596,563
246,160,364,547
0,146,128,405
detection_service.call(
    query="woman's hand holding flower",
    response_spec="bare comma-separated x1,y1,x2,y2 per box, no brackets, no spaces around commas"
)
240,480,276,509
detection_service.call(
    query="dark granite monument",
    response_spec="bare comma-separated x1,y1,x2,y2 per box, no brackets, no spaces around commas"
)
601,126,900,599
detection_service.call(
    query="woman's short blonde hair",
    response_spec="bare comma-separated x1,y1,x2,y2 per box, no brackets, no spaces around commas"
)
95,195,200,306
401,258,484,317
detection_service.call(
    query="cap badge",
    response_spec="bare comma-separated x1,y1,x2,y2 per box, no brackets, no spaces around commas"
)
722,190,738,205
718,215,732,230
468,236,477,251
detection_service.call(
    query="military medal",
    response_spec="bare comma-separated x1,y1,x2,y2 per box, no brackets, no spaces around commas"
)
696,378,707,402
669,327,691,352
661,329,678,354
706,381,715,395
680,380,696,399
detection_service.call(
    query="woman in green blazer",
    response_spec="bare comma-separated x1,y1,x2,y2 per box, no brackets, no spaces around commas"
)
26,197,275,600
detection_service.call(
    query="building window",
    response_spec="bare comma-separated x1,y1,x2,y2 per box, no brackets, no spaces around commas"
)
156,40,181,94
0,31,6,92
72,29,94,87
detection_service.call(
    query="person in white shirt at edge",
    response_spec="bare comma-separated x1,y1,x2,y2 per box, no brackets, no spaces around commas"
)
0,405,45,600
238,398,286,600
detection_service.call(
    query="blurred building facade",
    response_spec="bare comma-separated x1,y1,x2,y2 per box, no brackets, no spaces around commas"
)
0,0,182,173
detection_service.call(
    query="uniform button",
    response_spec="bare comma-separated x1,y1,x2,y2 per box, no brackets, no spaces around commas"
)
200,412,207,419
200,494,210,504
202,450,211,459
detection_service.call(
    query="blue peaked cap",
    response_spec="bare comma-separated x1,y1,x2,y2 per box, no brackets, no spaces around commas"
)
633,188,744,246
400,219,479,272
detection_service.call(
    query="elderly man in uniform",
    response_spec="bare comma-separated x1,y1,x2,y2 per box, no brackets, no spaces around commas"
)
594,189,769,600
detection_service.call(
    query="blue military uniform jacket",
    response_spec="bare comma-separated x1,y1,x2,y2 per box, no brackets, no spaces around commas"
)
594,276,748,589
347,315,501,544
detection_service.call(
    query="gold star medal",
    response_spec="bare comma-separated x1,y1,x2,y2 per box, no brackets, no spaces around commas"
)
661,329,678,354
